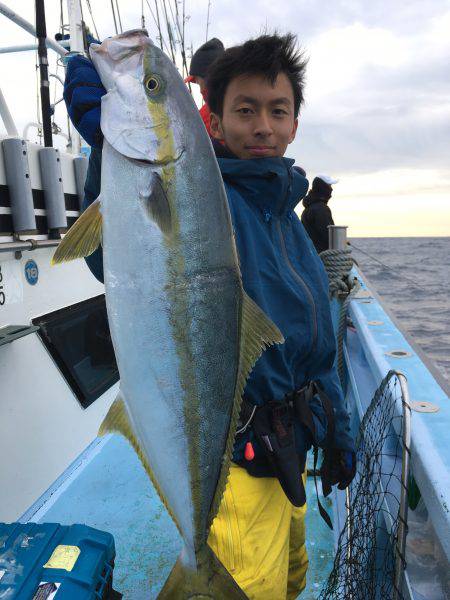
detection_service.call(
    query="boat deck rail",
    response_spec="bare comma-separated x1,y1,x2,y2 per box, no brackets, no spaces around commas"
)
0,238,60,253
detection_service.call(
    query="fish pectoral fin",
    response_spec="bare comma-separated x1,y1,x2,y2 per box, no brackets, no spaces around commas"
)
158,544,248,599
209,292,284,524
51,198,102,264
140,172,172,236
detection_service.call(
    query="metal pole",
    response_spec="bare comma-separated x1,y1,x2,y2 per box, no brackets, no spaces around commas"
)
0,239,61,254
0,88,18,136
345,486,354,600
23,122,41,140
0,2,67,56
0,41,70,54
393,372,412,600
328,225,348,250
36,0,53,147
67,0,84,54
66,0,83,154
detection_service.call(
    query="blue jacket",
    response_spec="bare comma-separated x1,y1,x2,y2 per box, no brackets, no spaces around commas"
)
220,157,354,461
63,55,105,148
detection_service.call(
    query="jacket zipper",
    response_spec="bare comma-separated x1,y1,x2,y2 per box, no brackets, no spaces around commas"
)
276,218,318,355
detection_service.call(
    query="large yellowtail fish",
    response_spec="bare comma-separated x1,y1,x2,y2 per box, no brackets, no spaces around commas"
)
53,30,283,598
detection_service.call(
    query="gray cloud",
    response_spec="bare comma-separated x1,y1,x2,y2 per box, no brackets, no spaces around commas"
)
294,43,450,175
201,0,450,44
182,1,449,180
1,1,449,187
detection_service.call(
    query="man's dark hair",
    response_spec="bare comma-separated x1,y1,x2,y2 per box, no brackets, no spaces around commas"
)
207,33,307,118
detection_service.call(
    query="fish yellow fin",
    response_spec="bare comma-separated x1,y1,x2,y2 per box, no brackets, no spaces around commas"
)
209,292,284,524
99,393,181,533
51,198,102,265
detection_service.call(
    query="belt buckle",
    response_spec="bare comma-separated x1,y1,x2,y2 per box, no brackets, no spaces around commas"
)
271,401,289,420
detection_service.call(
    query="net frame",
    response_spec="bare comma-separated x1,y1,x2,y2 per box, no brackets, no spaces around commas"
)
319,370,411,600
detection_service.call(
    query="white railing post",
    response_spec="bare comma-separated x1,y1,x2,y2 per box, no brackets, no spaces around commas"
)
0,87,18,136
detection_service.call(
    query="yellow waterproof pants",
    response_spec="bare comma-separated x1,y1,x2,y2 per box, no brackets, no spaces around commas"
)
208,464,308,599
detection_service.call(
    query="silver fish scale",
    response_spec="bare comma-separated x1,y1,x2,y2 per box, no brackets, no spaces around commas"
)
101,140,243,555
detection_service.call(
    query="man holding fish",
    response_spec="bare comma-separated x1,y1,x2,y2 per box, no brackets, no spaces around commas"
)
60,30,355,599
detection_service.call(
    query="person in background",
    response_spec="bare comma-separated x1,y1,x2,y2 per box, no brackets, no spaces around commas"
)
301,174,338,254
184,38,225,135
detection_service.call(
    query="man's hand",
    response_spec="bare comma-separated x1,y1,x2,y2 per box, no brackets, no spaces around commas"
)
320,448,356,497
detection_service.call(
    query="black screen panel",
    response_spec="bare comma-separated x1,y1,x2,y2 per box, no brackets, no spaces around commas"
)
33,295,119,408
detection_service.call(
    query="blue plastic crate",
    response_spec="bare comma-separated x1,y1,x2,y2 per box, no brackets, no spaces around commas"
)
0,523,117,599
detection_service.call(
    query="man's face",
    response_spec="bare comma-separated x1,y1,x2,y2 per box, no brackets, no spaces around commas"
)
210,72,298,159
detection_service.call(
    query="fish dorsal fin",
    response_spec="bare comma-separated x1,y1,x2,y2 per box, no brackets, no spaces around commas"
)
51,198,102,265
140,173,172,236
208,292,284,524
99,393,181,533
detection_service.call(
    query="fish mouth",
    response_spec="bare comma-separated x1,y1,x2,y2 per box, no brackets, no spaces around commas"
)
127,148,185,167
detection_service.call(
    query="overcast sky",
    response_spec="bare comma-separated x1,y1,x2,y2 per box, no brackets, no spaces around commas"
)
1,1,449,236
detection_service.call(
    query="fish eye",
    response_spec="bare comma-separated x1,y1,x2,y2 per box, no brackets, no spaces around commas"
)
146,76,162,93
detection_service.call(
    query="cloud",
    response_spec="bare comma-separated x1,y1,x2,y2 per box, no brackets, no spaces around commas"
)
1,1,448,235
291,14,450,179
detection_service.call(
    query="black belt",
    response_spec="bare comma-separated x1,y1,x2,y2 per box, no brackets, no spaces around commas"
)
237,382,335,448
236,381,335,528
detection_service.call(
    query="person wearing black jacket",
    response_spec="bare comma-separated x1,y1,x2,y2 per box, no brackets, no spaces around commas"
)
301,174,338,253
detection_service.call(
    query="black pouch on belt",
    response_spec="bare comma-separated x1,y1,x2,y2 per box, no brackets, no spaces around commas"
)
251,401,306,507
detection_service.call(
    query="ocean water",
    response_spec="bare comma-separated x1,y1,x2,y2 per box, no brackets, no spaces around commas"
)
350,237,450,383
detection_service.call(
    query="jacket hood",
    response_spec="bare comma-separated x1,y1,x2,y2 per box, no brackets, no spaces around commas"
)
217,156,309,217
302,191,329,208
303,177,332,208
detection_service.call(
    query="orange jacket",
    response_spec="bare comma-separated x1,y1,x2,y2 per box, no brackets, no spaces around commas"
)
199,102,211,135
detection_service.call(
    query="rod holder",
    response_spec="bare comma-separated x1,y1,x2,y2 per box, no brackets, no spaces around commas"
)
38,147,67,230
328,225,348,250
73,155,89,209
2,138,36,233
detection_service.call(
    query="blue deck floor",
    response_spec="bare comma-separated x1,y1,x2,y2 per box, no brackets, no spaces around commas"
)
24,434,335,599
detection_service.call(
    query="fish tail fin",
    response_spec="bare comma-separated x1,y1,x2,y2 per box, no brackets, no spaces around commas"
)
51,198,102,265
158,544,248,599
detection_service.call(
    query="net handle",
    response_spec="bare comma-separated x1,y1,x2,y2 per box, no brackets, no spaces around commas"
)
393,371,412,600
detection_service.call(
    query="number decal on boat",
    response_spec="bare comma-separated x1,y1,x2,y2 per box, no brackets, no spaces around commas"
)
24,260,39,286
0,260,24,307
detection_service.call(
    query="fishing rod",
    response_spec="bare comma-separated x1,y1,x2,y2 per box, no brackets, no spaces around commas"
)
205,0,211,41
35,0,53,147
140,0,145,28
114,0,123,33
170,0,189,78
85,0,100,39
348,241,430,293
145,0,165,52
160,0,176,63
110,0,118,34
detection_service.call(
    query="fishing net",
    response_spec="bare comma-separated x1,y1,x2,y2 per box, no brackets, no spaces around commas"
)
319,370,411,600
